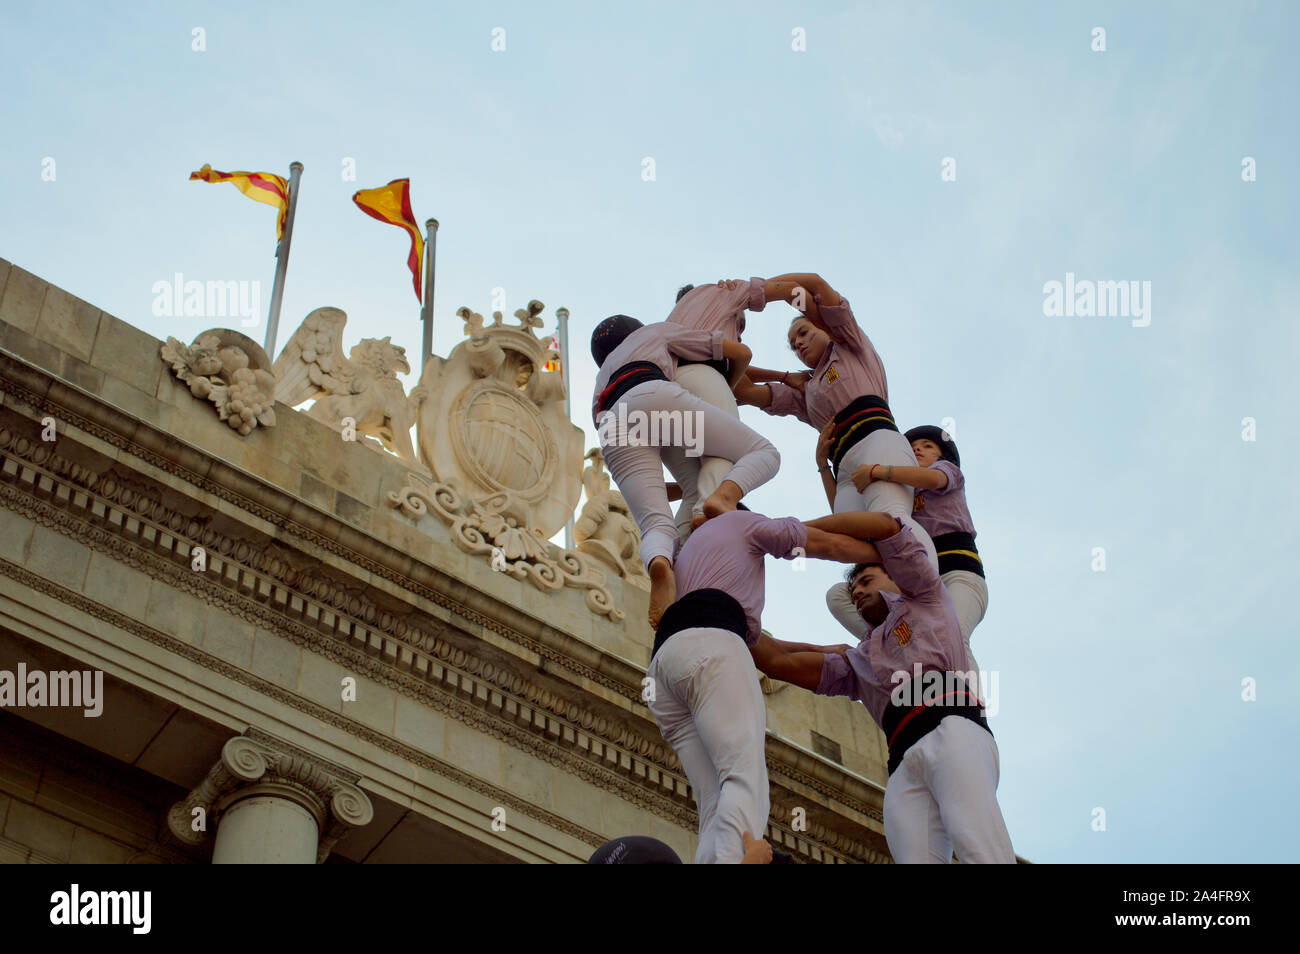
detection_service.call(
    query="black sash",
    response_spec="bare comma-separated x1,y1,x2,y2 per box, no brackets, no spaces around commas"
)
932,531,984,578
829,394,899,478
596,361,668,414
677,357,731,378
651,588,747,660
881,671,991,776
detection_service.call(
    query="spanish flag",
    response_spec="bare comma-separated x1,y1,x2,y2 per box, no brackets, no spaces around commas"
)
189,164,290,240
352,179,424,302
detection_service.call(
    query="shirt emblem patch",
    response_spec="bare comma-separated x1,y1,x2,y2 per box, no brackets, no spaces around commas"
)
823,363,840,384
892,620,913,646
913,494,925,514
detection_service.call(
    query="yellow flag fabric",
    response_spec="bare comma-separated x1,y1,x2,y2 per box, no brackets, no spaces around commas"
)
352,179,424,302
189,163,289,239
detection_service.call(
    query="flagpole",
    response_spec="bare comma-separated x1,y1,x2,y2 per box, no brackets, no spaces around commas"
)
264,161,303,359
421,218,439,367
557,305,574,552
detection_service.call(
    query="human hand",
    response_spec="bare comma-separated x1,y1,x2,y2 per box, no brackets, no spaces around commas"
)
741,830,772,864
816,421,835,463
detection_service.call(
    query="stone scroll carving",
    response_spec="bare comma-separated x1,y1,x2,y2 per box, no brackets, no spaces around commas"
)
388,472,625,622
160,330,277,435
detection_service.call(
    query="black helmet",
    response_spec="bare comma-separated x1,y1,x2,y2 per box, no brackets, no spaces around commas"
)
904,425,960,467
590,314,644,367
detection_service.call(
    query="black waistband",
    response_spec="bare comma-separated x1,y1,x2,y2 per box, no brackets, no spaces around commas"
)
597,361,668,414
881,671,991,776
829,394,898,477
651,588,748,659
677,357,731,378
932,531,984,578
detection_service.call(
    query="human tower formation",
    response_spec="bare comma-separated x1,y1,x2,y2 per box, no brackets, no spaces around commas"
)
585,274,1014,865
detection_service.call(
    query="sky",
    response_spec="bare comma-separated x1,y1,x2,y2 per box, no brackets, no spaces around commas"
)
2,1,1297,864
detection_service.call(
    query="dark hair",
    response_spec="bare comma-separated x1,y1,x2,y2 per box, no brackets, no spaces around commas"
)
845,562,882,584
675,284,695,303
590,314,644,367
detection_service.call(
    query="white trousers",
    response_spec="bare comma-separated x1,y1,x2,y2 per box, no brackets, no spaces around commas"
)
943,569,988,693
600,380,780,569
883,715,1015,864
832,429,938,573
662,363,740,544
647,628,770,864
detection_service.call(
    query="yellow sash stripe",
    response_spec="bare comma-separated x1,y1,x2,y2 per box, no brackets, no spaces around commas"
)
936,549,982,563
832,416,896,461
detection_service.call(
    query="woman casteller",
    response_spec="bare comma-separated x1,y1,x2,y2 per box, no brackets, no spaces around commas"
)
734,273,937,570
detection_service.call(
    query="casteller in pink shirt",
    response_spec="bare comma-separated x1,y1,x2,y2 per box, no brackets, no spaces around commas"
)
673,509,808,646
763,295,891,431
665,277,768,342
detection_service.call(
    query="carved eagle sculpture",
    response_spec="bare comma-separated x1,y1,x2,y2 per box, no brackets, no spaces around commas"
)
272,306,426,468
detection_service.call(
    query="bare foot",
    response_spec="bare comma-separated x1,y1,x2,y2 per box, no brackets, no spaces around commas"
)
648,556,676,629
702,479,744,521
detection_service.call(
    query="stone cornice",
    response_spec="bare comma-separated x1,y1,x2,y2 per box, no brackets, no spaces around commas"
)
0,348,890,862
0,347,646,704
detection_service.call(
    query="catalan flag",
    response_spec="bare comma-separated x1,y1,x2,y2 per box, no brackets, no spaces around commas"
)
352,179,424,302
543,335,561,374
189,164,290,240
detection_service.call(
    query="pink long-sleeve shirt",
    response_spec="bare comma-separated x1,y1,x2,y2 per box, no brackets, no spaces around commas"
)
912,460,977,538
815,522,968,726
665,277,768,342
674,509,808,646
590,323,724,425
762,295,891,431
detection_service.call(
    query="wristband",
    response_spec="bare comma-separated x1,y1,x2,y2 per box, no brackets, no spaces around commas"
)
818,464,831,474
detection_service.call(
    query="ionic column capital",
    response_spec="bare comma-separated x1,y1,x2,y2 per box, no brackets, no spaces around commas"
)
167,730,374,862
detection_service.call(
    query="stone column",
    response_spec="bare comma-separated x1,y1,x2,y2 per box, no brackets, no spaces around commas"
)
168,731,374,864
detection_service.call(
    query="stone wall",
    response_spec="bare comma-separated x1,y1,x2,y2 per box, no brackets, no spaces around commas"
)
0,257,894,863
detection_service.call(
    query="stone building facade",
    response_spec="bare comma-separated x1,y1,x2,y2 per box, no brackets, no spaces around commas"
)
0,257,913,863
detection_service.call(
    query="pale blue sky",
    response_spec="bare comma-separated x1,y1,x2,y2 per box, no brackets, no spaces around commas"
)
2,1,1296,863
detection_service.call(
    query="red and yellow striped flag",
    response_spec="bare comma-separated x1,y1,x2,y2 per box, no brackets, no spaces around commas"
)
189,163,289,239
352,179,424,302
543,336,562,374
